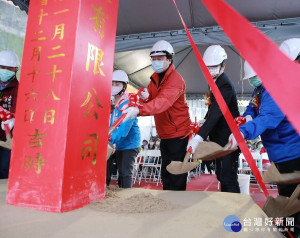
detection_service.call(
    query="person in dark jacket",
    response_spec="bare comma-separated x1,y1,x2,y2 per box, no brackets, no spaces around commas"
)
122,40,191,191
188,45,240,193
0,50,20,179
228,38,300,237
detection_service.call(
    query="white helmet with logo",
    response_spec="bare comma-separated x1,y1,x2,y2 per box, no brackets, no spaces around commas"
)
279,38,300,61
0,50,20,67
112,70,129,84
150,40,174,57
203,45,227,66
243,61,256,80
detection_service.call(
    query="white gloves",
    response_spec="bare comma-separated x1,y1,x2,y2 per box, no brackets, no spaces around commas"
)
198,119,206,127
123,107,140,122
245,115,253,122
187,134,203,154
140,88,149,100
1,118,15,132
228,132,244,149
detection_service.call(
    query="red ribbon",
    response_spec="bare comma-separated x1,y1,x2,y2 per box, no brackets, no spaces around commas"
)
201,0,300,136
110,87,145,140
0,107,14,136
0,107,13,121
190,122,200,135
173,0,269,197
234,116,246,128
118,87,144,112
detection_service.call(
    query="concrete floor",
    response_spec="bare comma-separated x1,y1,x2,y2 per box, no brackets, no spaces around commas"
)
0,179,283,238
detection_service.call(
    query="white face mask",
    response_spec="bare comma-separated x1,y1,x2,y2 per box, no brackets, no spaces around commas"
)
152,60,165,73
111,86,123,96
208,66,221,79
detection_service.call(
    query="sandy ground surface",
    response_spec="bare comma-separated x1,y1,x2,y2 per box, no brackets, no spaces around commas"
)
0,180,283,238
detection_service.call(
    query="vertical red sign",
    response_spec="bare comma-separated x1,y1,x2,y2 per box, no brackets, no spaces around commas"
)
6,0,119,212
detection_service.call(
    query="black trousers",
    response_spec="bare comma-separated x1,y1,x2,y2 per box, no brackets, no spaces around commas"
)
276,158,300,237
115,148,139,188
0,147,11,179
106,153,118,186
160,136,189,191
215,149,240,193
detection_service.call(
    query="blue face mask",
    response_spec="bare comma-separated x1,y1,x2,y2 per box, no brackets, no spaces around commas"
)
0,69,15,83
152,60,165,73
248,76,262,87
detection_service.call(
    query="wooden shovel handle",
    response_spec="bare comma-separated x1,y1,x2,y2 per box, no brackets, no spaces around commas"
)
224,142,232,150
108,113,127,136
182,151,191,167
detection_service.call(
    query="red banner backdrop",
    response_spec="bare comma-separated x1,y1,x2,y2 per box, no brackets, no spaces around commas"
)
7,0,119,212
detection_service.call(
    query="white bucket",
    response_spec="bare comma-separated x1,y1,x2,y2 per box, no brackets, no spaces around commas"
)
238,174,250,195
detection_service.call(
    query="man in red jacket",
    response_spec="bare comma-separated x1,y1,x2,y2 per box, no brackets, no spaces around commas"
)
123,40,191,190
0,50,20,179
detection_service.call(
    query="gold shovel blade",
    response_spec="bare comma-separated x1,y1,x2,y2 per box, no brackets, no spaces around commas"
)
166,161,200,175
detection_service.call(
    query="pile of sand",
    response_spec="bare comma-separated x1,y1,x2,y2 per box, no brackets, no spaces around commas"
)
89,185,183,214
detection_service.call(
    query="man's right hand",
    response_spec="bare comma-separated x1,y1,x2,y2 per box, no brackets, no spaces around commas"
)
228,132,244,149
1,118,15,132
140,88,149,100
187,134,203,154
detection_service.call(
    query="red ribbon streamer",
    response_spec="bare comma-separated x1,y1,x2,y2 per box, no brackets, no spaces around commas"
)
201,0,300,136
173,0,269,197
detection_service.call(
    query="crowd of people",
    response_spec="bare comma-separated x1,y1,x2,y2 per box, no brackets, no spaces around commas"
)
141,137,161,151
1,36,300,237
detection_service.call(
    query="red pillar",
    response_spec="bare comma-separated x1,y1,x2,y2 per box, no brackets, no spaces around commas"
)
6,0,119,212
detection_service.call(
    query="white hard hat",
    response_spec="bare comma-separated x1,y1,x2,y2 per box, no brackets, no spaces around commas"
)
243,61,256,80
112,70,129,84
0,50,20,67
150,40,174,57
279,38,300,61
203,45,227,66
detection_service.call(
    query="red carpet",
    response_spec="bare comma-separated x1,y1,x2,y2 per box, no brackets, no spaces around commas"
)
112,173,279,208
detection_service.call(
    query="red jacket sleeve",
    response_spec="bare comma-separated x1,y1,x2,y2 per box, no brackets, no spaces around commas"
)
139,76,185,116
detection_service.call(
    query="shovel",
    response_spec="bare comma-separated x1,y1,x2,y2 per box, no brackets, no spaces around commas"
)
166,147,200,175
192,142,237,161
263,184,300,218
263,162,300,184
107,113,126,160
167,142,237,175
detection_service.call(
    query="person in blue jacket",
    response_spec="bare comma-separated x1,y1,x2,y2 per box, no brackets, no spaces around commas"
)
109,70,141,188
228,38,300,238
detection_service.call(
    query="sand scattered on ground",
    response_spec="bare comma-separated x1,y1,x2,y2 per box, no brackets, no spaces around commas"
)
89,185,183,214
